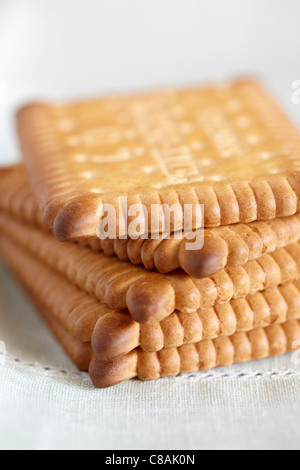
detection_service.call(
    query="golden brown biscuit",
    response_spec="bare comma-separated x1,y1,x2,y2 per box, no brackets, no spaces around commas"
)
92,279,300,359
3,237,298,387
0,253,92,370
17,80,300,241
1,228,300,361
0,166,45,228
0,235,124,343
86,214,300,277
2,210,300,325
1,166,300,279
4,249,298,388
89,320,300,388
33,301,92,371
1,230,299,386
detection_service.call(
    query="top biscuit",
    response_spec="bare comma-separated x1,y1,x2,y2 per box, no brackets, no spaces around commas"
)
17,79,300,241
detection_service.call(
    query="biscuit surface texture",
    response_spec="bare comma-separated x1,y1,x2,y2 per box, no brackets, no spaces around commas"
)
17,80,300,240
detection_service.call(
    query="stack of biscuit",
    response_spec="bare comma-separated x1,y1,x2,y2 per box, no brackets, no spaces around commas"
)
1,79,300,388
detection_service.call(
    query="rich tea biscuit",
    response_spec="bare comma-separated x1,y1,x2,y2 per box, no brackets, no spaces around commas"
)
2,166,300,279
17,80,300,241
2,211,300,325
89,319,300,388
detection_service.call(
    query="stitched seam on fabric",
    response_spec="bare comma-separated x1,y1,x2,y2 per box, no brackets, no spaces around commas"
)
1,351,300,382
0,352,88,378
165,368,300,382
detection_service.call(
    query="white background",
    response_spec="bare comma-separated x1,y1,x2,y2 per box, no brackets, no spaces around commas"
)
0,0,299,165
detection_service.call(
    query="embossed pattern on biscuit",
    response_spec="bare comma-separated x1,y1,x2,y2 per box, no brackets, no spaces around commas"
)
89,319,300,388
17,80,300,241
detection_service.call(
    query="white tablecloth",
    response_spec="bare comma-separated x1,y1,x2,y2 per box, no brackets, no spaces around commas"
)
1,260,300,450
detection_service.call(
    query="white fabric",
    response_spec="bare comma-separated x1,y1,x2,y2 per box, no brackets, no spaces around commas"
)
1,261,300,450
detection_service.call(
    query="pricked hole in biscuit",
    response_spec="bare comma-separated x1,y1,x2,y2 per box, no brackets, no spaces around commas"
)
142,166,155,174
57,119,76,132
209,175,224,182
247,134,266,145
117,112,131,125
134,148,146,157
191,141,206,151
66,136,81,146
171,105,185,118
226,100,243,113
124,129,138,140
268,168,287,175
222,150,235,158
90,188,102,194
188,175,206,182
291,163,300,170
236,116,252,128
81,171,97,179
180,123,195,134
260,152,278,160
74,154,88,163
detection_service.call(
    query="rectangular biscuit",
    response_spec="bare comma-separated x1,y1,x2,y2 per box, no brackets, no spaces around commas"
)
0,166,45,229
31,301,92,371
3,245,299,389
17,80,300,241
1,259,92,370
86,214,300,278
1,236,299,388
1,232,300,363
2,210,300,326
1,165,300,280
2,166,300,281
89,320,300,388
0,234,123,344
